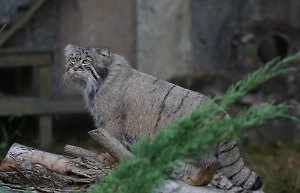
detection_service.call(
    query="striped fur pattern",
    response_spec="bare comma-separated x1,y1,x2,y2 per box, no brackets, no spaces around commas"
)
62,45,262,190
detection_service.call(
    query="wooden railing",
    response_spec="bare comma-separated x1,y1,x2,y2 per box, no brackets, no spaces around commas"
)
0,50,86,149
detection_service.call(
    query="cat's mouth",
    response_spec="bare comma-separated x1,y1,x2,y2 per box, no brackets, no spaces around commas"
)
65,70,99,90
70,73,81,78
68,70,84,78
67,71,87,84
60,71,86,92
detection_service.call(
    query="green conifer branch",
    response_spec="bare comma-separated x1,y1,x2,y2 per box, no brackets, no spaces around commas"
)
89,53,299,193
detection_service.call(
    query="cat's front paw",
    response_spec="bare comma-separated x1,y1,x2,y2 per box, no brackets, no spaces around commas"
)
99,153,117,166
184,163,217,186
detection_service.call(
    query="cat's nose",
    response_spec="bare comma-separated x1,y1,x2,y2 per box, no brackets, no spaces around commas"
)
72,66,79,71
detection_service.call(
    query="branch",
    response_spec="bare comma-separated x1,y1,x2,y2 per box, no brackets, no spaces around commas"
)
0,19,10,33
88,128,133,161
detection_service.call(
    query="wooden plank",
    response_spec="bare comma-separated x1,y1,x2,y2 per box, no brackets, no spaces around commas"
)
39,65,51,97
39,115,53,150
0,52,52,67
0,97,86,116
0,0,46,46
38,62,52,149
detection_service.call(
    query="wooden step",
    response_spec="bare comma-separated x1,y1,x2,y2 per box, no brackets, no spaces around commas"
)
0,50,52,67
0,97,87,116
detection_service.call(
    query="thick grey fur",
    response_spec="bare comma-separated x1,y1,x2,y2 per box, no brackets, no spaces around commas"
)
62,45,262,191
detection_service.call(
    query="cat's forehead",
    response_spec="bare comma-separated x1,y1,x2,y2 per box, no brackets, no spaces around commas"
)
71,47,93,57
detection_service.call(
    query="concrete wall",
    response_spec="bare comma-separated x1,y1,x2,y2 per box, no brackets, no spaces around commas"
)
136,0,192,80
191,0,238,71
60,0,136,66
191,0,300,71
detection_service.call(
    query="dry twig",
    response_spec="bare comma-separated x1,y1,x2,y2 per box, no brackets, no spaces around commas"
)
0,19,10,33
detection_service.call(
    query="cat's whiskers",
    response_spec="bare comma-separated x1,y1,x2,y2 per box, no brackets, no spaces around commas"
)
59,72,72,94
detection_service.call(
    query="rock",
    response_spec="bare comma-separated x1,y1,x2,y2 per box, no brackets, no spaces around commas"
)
154,180,224,193
154,173,266,193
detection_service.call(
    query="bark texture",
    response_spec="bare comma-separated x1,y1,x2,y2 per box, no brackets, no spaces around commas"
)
0,128,264,193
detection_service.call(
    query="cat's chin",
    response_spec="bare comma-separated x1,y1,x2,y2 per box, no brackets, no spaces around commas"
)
69,77,87,89
70,73,83,80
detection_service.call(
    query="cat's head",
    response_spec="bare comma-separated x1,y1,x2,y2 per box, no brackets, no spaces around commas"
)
62,44,111,92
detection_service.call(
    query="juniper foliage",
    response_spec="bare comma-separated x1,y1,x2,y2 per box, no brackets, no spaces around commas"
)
89,53,300,193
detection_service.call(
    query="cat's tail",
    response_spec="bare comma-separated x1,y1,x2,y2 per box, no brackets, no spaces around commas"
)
216,140,263,190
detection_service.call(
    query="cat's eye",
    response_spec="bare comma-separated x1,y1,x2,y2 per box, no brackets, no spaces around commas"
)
69,57,76,63
82,59,90,64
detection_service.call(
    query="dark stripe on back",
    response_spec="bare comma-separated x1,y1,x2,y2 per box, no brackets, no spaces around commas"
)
150,78,159,93
152,78,159,85
154,85,176,130
173,91,190,114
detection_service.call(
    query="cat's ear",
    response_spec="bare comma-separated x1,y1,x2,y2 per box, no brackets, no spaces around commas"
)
96,48,111,66
65,44,75,50
64,44,77,57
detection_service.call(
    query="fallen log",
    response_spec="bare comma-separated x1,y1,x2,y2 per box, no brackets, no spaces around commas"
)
0,143,111,192
0,128,264,193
